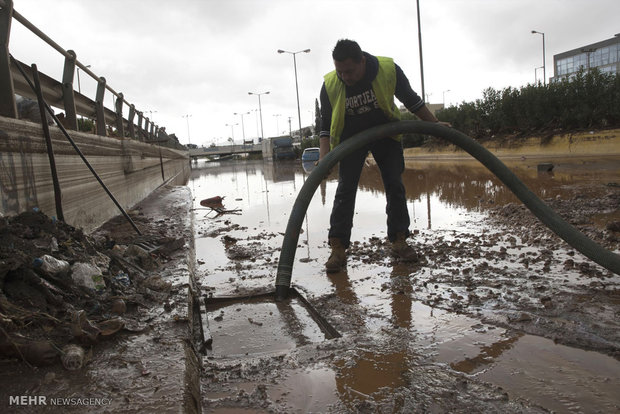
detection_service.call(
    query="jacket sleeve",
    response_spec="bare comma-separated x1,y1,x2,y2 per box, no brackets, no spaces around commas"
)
319,83,332,137
394,64,425,113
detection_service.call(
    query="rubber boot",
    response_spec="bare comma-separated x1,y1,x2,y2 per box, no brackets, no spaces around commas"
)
391,232,419,262
325,238,347,273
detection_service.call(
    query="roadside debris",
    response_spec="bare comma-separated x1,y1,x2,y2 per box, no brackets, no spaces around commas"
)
0,209,185,370
198,195,242,217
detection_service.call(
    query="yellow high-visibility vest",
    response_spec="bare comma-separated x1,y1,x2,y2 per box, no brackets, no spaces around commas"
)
324,56,401,149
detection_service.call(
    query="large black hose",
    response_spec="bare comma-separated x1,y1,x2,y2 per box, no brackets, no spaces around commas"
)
275,121,620,300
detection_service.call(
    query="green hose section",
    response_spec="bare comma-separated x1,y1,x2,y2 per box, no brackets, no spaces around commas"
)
275,121,620,300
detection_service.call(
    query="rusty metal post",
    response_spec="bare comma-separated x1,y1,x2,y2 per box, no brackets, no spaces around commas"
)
115,92,124,137
95,76,106,136
0,0,16,118
127,104,136,139
61,50,78,130
137,111,144,141
32,64,64,221
12,56,141,235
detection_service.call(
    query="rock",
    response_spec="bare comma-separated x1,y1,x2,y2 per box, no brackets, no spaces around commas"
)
110,298,127,315
61,344,85,370
537,163,554,172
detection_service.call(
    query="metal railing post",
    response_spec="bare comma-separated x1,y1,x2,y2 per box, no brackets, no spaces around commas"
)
95,76,106,136
136,111,144,140
61,49,78,130
127,104,136,139
32,63,64,221
115,92,124,137
0,0,16,118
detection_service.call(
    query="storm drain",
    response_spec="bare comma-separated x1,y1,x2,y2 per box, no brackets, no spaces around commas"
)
200,288,340,358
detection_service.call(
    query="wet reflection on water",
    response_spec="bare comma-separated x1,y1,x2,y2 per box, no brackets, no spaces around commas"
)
192,156,620,412
191,156,618,252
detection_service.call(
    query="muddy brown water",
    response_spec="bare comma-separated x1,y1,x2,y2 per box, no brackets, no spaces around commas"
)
192,157,620,413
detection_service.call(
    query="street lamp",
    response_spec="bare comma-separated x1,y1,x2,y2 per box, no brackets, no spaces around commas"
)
248,91,269,141
534,66,544,84
277,48,311,140
182,114,192,145
146,110,157,122
531,30,546,85
234,111,250,142
416,0,426,102
273,114,281,136
225,123,238,141
442,89,451,107
581,48,596,71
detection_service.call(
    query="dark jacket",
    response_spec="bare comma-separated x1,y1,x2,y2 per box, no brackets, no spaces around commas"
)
319,52,424,140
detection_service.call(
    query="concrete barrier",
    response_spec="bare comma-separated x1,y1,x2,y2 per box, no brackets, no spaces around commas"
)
0,116,190,232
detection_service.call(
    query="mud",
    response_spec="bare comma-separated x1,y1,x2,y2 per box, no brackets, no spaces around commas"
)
0,185,200,413
1,153,618,413
194,158,620,413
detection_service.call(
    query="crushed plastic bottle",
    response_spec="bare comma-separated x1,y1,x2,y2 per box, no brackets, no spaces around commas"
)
114,271,130,287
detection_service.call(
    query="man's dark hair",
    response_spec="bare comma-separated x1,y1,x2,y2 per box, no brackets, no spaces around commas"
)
332,39,363,63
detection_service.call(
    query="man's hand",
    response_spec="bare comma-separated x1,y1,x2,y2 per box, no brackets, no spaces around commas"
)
319,136,330,161
413,105,451,127
317,136,333,176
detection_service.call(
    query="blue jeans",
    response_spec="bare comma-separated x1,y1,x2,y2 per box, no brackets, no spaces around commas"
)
328,137,410,248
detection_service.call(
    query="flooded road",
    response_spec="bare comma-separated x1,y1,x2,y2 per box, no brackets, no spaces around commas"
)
191,157,620,413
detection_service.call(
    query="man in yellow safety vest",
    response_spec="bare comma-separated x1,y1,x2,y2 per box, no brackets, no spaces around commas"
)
319,39,446,273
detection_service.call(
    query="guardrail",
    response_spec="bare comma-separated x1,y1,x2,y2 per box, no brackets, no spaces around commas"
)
0,0,180,148
189,143,263,158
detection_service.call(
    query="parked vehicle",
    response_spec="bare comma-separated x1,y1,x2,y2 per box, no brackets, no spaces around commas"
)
262,137,295,160
301,147,320,162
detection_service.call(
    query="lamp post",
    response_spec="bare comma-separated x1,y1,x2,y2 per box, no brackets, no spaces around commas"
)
277,48,311,140
442,89,450,107
534,66,544,84
273,114,281,136
581,48,596,71
146,110,157,123
182,114,192,145
531,30,546,85
234,111,250,142
225,123,238,141
248,91,269,141
416,0,426,102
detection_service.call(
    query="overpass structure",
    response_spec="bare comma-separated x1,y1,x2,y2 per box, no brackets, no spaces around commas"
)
189,143,262,160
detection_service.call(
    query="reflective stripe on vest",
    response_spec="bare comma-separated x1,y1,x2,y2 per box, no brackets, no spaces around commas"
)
324,56,401,149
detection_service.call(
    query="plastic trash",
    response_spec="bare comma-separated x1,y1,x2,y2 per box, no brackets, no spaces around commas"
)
71,262,106,291
39,255,70,276
114,271,130,287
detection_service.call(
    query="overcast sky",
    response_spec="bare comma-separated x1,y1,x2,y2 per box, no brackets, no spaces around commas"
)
8,0,620,146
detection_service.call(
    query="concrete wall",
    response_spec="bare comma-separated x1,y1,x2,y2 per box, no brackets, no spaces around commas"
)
0,116,190,233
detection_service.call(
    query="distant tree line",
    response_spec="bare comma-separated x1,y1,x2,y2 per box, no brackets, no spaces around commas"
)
401,68,620,147
306,69,619,150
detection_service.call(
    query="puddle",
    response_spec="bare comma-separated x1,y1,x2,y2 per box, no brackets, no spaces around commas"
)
191,157,620,412
478,334,620,413
204,292,339,359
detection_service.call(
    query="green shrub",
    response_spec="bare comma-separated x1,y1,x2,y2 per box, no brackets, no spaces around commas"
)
432,69,619,142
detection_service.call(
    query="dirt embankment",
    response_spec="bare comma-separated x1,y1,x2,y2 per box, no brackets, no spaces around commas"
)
405,128,620,159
